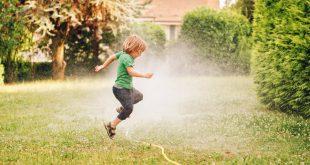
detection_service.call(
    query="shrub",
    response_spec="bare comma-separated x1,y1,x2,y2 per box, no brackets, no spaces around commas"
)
115,22,166,55
3,61,52,82
0,1,33,83
130,22,166,51
0,61,4,84
3,61,32,82
252,0,309,118
181,7,252,74
32,62,52,80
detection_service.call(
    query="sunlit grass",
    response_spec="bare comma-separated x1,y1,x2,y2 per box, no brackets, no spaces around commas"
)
0,77,309,164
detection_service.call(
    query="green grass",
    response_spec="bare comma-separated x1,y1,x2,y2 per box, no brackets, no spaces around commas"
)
0,77,309,164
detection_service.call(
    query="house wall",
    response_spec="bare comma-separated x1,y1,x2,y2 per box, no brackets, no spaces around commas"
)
137,0,220,41
157,24,181,41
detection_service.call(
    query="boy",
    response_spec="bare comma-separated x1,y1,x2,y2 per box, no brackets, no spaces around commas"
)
95,35,153,139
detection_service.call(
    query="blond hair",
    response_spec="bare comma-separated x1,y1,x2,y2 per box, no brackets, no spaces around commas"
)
122,35,147,54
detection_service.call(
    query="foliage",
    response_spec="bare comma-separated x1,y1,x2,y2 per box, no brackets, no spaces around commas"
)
252,0,309,118
0,60,4,84
230,0,255,23
22,0,142,79
64,26,117,76
181,7,252,74
130,22,166,52
31,62,52,80
65,22,166,76
22,0,141,40
0,0,33,83
65,26,99,76
2,61,52,82
111,22,166,59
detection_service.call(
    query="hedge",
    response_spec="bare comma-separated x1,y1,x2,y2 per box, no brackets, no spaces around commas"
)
252,0,309,117
0,61,4,84
2,61,52,83
181,7,252,74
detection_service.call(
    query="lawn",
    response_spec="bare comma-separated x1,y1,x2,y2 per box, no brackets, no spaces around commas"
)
0,76,309,164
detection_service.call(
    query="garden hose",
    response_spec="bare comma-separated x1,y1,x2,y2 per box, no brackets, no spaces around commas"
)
125,130,181,165
101,121,181,165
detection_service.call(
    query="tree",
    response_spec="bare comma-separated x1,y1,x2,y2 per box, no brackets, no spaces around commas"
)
22,0,142,80
0,0,32,83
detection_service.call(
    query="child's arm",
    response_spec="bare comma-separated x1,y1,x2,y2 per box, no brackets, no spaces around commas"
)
126,67,153,79
95,54,116,72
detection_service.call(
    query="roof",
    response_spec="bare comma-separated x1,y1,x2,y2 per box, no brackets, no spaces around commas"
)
139,0,219,24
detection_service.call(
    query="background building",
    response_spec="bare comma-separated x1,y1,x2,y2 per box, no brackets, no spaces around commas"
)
138,0,219,40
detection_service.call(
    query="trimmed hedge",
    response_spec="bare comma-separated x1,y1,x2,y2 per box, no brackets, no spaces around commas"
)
33,62,52,79
181,7,252,74
2,61,52,83
0,61,3,84
252,0,309,117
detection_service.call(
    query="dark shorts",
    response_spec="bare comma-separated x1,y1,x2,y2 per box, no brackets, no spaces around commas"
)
112,86,143,120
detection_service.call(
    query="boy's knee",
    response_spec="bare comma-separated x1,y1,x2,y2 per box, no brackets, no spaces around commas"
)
118,105,133,120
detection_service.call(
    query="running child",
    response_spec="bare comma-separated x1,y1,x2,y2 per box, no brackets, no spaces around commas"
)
95,35,153,139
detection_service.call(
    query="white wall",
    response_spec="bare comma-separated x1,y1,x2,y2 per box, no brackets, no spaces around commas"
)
159,24,181,41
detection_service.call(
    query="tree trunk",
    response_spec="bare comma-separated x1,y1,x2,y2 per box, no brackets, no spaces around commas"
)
52,37,66,80
4,51,15,84
5,59,14,83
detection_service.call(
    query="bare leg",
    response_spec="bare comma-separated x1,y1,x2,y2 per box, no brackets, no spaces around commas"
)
111,117,121,128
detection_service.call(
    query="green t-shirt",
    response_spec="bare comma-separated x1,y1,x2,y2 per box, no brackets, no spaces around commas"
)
115,51,134,89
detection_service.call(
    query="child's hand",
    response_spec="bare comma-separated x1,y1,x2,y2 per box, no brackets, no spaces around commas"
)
144,73,153,79
95,65,103,72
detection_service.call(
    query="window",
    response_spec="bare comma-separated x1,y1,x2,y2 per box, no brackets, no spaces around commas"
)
170,25,176,40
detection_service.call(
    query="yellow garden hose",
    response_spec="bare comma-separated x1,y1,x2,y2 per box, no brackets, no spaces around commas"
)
141,141,181,165
125,130,181,165
102,121,181,164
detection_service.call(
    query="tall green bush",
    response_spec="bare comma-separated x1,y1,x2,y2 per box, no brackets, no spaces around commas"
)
252,0,309,117
181,7,252,74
